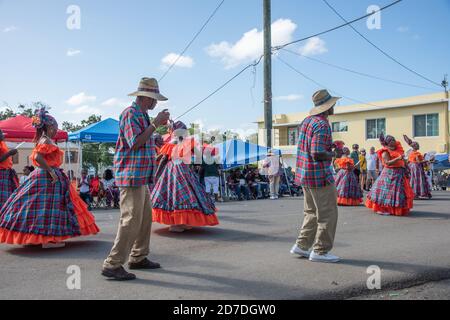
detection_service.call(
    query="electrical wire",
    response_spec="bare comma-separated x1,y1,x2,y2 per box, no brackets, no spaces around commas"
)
276,55,383,108
159,0,226,82
281,47,436,91
322,0,442,88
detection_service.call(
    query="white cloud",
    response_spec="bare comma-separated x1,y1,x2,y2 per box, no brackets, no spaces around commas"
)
298,37,327,56
3,26,17,33
206,18,297,69
101,98,131,108
274,94,304,102
397,26,409,33
64,105,101,115
66,92,97,106
67,49,82,57
161,53,194,69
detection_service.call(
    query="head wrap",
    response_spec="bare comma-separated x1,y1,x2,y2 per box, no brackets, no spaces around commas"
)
379,133,396,147
32,107,58,129
403,135,419,150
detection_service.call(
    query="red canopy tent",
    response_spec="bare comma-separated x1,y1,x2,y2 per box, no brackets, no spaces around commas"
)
0,115,68,142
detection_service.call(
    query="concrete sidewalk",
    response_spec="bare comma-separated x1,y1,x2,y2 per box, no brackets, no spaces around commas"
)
1,192,449,300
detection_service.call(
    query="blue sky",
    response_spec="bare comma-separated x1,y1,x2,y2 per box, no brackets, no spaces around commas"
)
1,0,449,136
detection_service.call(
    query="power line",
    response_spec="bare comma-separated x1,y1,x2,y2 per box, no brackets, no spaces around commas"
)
274,0,403,50
174,0,402,120
281,47,436,91
174,55,264,120
276,56,382,108
322,0,442,88
159,0,226,82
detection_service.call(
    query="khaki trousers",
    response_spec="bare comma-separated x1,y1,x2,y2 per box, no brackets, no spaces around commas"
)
296,183,338,255
103,185,153,269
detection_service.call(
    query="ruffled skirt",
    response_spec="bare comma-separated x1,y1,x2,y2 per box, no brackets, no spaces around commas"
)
366,167,414,216
151,161,219,226
0,168,99,245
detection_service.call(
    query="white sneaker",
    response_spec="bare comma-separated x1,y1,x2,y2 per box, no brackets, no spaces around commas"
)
309,251,341,263
290,245,311,258
270,196,276,200
169,226,186,233
182,225,193,231
42,242,66,249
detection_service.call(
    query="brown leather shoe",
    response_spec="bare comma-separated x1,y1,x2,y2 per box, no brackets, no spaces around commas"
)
102,266,136,281
128,258,161,270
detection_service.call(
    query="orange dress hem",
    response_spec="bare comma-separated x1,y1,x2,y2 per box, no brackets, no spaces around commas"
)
152,208,219,227
338,197,363,206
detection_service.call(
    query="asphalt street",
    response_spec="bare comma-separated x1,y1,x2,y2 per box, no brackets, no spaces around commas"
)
1,191,450,300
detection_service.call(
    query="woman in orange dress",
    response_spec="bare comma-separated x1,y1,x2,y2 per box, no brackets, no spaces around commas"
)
0,129,19,209
334,147,363,206
404,135,432,199
151,121,218,233
366,134,414,216
0,108,99,248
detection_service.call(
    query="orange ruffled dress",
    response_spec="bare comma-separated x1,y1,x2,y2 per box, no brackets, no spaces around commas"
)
334,157,363,206
0,144,99,245
408,150,432,199
0,141,19,208
365,142,414,216
151,141,219,227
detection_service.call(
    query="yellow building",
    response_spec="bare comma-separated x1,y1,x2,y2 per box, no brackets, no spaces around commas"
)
257,92,450,168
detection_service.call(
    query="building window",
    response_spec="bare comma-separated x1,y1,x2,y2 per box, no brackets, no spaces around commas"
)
65,151,79,164
414,114,439,137
12,152,19,164
288,127,299,146
332,121,348,133
366,118,386,140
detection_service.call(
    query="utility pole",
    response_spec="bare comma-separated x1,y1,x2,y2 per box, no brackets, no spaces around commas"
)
263,0,273,148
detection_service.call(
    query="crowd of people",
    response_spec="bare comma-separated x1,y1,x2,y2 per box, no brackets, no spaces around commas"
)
0,78,449,281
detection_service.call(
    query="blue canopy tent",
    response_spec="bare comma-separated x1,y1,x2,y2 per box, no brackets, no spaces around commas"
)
68,118,119,175
433,154,450,171
215,139,282,170
212,139,288,199
68,118,119,143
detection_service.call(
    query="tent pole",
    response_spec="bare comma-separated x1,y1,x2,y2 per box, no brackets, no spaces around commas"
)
281,155,293,197
66,141,72,175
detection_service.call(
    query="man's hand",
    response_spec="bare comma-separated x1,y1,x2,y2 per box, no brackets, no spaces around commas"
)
153,109,170,128
8,149,18,156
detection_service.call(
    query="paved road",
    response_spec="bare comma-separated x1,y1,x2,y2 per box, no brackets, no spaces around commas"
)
1,192,450,300
352,279,450,300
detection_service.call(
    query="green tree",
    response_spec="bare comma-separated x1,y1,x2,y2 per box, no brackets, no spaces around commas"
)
0,108,16,120
63,115,114,173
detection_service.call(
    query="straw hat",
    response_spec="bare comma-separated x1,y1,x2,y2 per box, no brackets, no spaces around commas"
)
128,77,168,101
309,89,340,116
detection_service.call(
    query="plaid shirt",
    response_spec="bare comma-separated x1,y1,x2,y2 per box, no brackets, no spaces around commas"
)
114,103,156,187
295,115,334,188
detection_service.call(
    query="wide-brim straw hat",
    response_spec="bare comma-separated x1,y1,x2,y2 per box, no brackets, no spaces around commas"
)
128,77,168,101
309,89,340,116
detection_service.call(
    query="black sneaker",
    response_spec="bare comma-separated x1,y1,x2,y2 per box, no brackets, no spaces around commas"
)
102,266,136,281
128,258,161,270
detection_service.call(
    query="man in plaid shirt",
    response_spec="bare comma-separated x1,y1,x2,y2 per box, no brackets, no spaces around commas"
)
103,78,170,281
290,89,341,263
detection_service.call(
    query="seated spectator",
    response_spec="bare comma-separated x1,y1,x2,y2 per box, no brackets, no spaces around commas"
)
227,170,250,201
102,169,120,208
90,174,102,198
254,169,269,199
245,170,258,199
20,166,35,184
78,169,92,210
